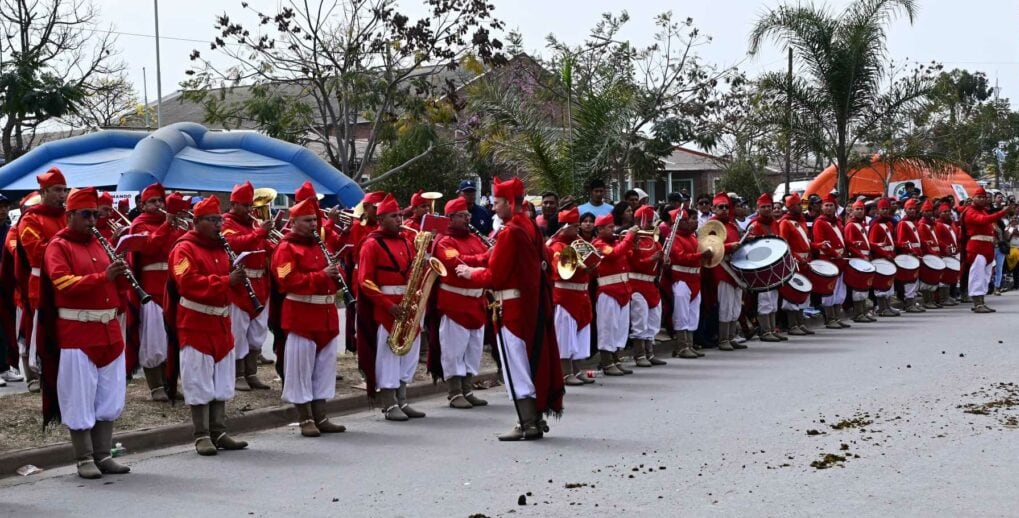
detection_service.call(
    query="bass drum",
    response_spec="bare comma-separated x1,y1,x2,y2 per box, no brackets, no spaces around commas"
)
894,254,920,283
919,254,946,286
871,258,897,292
728,236,796,292
805,259,839,296
844,258,876,291
779,272,813,305
942,256,961,285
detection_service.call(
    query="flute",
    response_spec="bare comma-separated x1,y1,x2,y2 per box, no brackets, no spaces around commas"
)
90,228,152,304
217,233,265,313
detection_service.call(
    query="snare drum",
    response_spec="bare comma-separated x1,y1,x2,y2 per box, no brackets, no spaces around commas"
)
942,256,961,285
805,259,839,296
779,272,813,305
871,258,897,292
844,258,876,291
894,254,920,283
728,237,796,292
919,254,946,286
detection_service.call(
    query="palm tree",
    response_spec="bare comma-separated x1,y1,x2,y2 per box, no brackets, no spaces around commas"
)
749,0,936,205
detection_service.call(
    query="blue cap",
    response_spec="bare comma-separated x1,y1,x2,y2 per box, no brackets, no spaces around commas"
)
458,180,477,192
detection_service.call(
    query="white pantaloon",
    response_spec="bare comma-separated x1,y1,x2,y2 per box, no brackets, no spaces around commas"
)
180,346,236,406
968,255,994,297
718,282,743,323
282,334,338,404
375,325,421,390
628,293,661,340
439,316,484,377
138,301,168,369
496,328,535,401
758,290,779,315
903,281,919,299
851,289,869,302
28,312,38,370
554,306,590,361
875,287,894,298
230,303,269,359
57,349,126,430
781,299,806,311
596,294,629,352
672,282,701,331
821,274,847,307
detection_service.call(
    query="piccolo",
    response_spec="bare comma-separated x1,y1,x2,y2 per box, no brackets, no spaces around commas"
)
90,227,152,304
217,233,265,313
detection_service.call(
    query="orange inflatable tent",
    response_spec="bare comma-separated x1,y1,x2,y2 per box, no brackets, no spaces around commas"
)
805,160,982,201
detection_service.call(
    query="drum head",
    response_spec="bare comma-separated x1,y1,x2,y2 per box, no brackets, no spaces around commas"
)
848,258,876,273
808,259,839,277
922,254,946,270
872,258,896,276
731,238,790,269
789,272,812,293
943,257,961,271
894,254,920,270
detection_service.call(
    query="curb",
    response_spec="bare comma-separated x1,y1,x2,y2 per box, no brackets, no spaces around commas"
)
0,370,502,478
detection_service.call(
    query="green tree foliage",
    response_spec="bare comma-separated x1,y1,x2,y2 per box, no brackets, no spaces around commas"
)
373,123,466,204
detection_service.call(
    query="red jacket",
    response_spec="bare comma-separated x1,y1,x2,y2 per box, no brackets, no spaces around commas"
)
935,220,960,257
129,211,185,306
592,232,636,306
628,235,662,308
844,218,871,259
357,230,414,332
962,206,1005,262
708,217,742,285
918,217,941,256
868,218,896,260
434,229,489,329
168,231,233,361
272,233,339,349
548,236,593,329
667,228,702,300
222,212,272,316
779,214,812,265
17,204,65,309
44,228,125,367
746,217,778,238
895,218,922,256
812,214,846,270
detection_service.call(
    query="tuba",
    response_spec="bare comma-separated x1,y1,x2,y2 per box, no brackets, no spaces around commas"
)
387,229,447,356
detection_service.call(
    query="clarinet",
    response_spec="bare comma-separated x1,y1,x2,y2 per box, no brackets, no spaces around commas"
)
217,233,265,313
468,223,495,248
313,232,356,307
90,227,152,304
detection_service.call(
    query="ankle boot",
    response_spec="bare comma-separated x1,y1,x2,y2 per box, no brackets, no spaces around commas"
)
191,404,217,456
574,362,596,383
823,307,841,328
245,351,271,390
70,429,102,479
614,349,634,374
397,382,426,418
296,402,320,437
877,297,897,317
675,331,699,359
973,295,995,313
498,397,543,441
600,350,624,376
143,366,169,402
634,340,653,367
463,374,490,404
210,400,248,450
560,360,583,386
234,359,251,392
91,421,130,474
688,332,706,356
718,322,734,350
447,375,475,406
311,399,346,433
787,311,807,335
922,290,939,309
904,297,923,313
940,286,958,306
760,314,781,342
646,339,667,365
381,388,409,421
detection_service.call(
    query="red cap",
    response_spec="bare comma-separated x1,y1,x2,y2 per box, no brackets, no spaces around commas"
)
493,177,525,204
97,191,114,208
117,198,130,212
409,190,428,208
141,182,166,202
192,196,221,218
785,193,801,209
669,207,689,221
712,191,730,207
165,192,189,214
974,187,988,196
594,214,614,228
921,200,934,212
558,207,580,225
289,198,318,219
904,198,919,210
822,193,837,205
230,181,254,204
852,200,866,210
938,203,952,213
295,181,316,202
443,197,469,215
363,191,387,205
36,167,67,189
65,187,98,212
375,194,400,216
877,198,891,209
634,205,655,224
757,193,773,207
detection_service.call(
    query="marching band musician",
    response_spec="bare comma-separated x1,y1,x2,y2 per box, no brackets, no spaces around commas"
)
845,199,877,322
356,194,428,422
431,197,491,406
591,213,637,375
812,194,851,329
935,203,961,306
868,198,900,317
168,196,249,456
917,200,943,309
745,193,786,341
629,205,667,366
962,188,1014,313
127,184,186,401
17,167,68,393
547,207,596,385
455,176,563,441
40,187,130,479
95,192,116,241
668,207,710,358
273,198,347,437
778,194,815,335
402,190,432,233
895,199,925,313
708,192,745,350
222,181,273,391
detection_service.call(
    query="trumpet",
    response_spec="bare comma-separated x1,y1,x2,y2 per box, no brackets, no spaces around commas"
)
322,208,357,231
159,209,194,230
90,227,152,304
107,207,133,235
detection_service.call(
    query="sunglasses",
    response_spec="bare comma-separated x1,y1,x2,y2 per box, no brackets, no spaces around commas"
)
715,205,729,210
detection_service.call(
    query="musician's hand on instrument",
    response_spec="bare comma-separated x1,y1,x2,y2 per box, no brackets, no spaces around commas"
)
388,304,407,320
455,264,477,279
258,217,273,233
324,262,340,279
228,267,247,287
650,251,663,263
626,226,639,236
106,260,128,281
701,248,714,260
327,207,341,224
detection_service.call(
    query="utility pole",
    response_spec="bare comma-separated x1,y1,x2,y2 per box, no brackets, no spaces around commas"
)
154,0,163,128
142,67,150,128
784,46,793,196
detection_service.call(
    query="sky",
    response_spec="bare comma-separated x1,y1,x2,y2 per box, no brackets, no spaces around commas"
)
90,0,1019,109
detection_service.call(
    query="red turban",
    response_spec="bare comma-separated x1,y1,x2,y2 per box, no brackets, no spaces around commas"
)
409,190,427,208
852,200,866,210
921,200,934,212
363,191,387,205
141,182,165,202
974,187,988,197
634,205,655,224
230,181,254,204
877,198,891,210
193,196,221,218
117,198,130,212
822,193,838,205
295,181,316,202
904,199,919,210
36,167,67,189
757,193,773,207
558,207,580,225
444,197,469,215
166,192,189,214
97,191,114,208
938,203,952,213
289,198,318,219
375,194,400,217
785,193,801,209
65,187,98,212
594,214,614,228
669,207,689,221
712,191,730,207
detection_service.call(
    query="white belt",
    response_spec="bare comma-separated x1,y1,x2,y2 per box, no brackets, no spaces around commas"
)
57,308,117,323
439,284,484,298
285,293,336,305
879,245,894,251
597,273,629,286
243,268,265,279
554,281,587,291
31,267,40,277
493,288,521,302
971,235,994,243
141,262,168,272
379,285,407,296
630,273,656,282
180,297,229,317
671,265,701,274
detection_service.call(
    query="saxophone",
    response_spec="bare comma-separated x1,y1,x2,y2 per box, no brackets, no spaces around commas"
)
387,229,447,355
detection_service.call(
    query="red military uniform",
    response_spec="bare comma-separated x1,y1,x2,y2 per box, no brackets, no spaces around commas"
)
358,231,414,333
273,233,339,348
548,235,593,330
935,216,960,257
746,216,777,238
844,218,871,259
592,232,636,306
628,234,662,310
668,226,703,299
707,215,741,285
17,204,65,310
169,231,233,362
868,216,897,260
434,229,489,331
895,217,922,257
918,216,941,256
222,211,271,315
812,214,847,269
962,205,1002,264
129,208,184,308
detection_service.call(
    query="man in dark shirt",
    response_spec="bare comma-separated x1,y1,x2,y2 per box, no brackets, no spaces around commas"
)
536,191,559,237
459,180,493,235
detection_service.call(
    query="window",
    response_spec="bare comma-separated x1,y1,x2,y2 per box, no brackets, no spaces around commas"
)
668,173,694,200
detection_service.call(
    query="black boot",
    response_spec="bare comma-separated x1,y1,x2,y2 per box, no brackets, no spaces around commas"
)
245,351,271,390
190,405,217,456
311,399,346,433
463,374,489,405
497,398,543,441
91,421,130,474
210,400,248,450
143,366,169,402
397,382,426,418
70,429,102,479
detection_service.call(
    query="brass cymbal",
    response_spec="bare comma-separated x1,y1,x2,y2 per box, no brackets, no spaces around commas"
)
697,219,728,241
699,235,725,268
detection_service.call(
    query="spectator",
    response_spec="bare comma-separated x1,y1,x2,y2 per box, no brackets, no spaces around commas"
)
1006,215,1019,290
458,180,493,235
611,201,633,229
578,212,597,242
695,194,713,228
577,179,614,217
536,191,560,237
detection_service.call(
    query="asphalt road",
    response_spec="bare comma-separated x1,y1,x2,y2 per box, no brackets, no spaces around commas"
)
3,295,1019,518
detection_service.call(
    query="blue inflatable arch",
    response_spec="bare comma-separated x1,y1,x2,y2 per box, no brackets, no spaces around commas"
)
0,131,146,190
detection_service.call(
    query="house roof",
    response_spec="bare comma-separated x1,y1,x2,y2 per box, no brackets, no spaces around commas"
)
662,147,724,172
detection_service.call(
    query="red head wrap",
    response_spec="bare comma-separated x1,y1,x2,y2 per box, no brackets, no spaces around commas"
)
877,198,891,210
363,191,387,205
375,194,400,217
192,196,221,218
493,177,525,209
141,182,165,202
65,187,98,212
289,198,318,219
97,191,114,208
444,197,469,215
938,203,952,213
921,200,934,212
712,191,730,207
757,193,773,207
230,181,254,204
558,207,580,225
295,181,316,202
36,167,67,189
165,192,189,214
785,193,801,209
904,199,919,210
594,214,614,228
